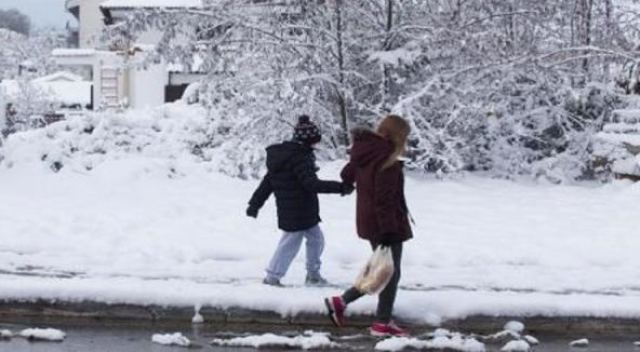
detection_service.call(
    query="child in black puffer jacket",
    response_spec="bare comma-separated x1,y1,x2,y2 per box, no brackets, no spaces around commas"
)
247,115,353,286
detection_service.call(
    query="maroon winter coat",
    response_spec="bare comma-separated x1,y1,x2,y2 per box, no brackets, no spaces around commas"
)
340,129,412,244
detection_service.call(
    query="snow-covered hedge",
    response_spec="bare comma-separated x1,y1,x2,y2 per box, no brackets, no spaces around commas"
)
0,103,223,175
0,88,624,182
0,101,332,179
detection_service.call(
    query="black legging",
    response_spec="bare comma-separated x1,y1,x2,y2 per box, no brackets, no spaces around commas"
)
341,242,403,323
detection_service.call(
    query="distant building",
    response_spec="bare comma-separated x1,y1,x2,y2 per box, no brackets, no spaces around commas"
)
0,71,93,135
57,0,204,110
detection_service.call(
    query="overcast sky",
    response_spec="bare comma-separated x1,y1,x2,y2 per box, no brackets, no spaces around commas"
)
0,0,74,29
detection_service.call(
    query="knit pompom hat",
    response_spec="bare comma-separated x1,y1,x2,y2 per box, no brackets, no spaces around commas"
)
293,115,321,145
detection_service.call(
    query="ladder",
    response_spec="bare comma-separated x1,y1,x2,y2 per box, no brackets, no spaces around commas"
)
100,67,119,108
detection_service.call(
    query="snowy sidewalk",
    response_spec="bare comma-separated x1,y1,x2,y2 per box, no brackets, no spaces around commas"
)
2,161,640,325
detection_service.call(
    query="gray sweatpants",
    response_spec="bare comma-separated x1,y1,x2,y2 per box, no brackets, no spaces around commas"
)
341,242,403,323
265,225,324,280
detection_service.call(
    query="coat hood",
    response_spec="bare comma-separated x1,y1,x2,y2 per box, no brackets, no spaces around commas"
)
266,141,310,172
349,128,394,168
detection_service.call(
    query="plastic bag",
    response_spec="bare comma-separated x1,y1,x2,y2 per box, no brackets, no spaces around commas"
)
354,246,395,295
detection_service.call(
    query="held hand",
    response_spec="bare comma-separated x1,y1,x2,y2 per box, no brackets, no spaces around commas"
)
246,206,258,218
341,183,355,196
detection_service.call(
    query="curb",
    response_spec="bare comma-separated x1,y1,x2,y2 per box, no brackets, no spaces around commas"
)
2,300,640,337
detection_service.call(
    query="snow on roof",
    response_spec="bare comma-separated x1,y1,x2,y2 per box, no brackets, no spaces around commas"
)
52,49,97,57
100,0,203,8
45,81,92,105
0,79,92,105
33,71,84,83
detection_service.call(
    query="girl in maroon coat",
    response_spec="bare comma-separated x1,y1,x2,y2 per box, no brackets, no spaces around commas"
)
325,115,412,337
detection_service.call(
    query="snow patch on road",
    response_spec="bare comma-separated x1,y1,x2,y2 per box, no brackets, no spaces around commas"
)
570,338,589,347
211,332,338,350
523,335,539,345
19,328,65,341
501,340,530,351
375,334,485,352
151,332,191,347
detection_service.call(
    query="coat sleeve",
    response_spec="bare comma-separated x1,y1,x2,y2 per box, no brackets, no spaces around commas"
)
291,155,343,194
248,173,273,210
340,161,356,185
374,165,400,236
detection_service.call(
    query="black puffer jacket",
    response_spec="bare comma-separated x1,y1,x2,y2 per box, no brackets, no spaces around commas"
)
248,141,344,231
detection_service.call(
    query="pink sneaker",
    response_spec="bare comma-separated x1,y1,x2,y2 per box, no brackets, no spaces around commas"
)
369,321,410,337
324,296,346,327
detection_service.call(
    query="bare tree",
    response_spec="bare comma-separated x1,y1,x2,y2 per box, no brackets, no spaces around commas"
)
99,0,640,180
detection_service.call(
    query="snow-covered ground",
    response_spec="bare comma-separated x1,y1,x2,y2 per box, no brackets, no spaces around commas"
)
1,155,640,324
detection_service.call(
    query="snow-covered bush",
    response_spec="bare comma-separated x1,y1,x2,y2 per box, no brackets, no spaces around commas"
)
1,103,208,173
0,102,317,178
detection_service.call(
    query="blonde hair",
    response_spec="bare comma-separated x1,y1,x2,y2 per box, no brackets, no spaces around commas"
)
376,114,410,169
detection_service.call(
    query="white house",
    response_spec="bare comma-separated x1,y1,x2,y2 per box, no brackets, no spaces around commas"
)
0,71,93,133
57,0,204,110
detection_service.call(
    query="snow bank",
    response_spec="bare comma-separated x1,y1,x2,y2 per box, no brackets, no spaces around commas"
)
19,328,65,341
211,332,338,350
151,332,191,347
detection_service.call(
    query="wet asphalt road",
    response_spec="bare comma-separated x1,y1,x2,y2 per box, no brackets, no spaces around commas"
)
2,320,640,351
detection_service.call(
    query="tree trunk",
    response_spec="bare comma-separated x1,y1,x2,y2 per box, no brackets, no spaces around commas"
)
382,0,394,112
570,0,577,87
582,0,592,80
506,1,515,54
603,0,613,81
334,0,349,145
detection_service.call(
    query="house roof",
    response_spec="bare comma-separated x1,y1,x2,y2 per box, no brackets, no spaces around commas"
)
100,0,203,8
1,76,92,106
33,71,84,83
52,49,97,57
